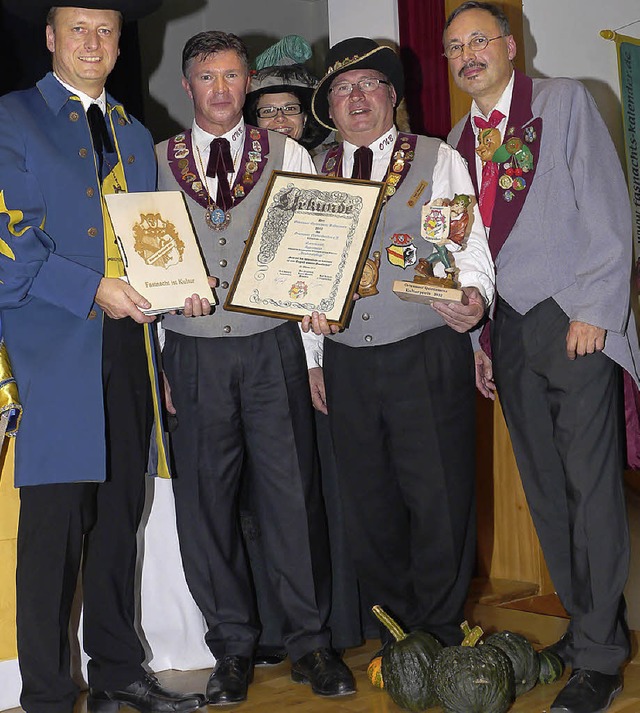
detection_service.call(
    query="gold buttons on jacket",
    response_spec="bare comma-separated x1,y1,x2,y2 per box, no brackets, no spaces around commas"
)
86,187,95,198
69,111,80,122
127,155,135,164
79,148,88,158
87,227,98,238
118,117,126,126
88,310,98,320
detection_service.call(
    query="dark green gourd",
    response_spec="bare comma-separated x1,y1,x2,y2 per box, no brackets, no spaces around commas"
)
537,649,564,684
484,631,540,697
372,605,442,711
433,622,516,713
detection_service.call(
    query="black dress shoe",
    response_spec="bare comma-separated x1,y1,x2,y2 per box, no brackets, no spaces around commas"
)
254,645,287,667
543,631,574,667
206,655,253,706
291,647,356,697
550,669,622,713
88,673,205,712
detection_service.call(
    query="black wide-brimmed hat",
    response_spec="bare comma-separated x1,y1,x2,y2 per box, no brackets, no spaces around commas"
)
247,65,317,106
311,37,404,132
4,0,162,22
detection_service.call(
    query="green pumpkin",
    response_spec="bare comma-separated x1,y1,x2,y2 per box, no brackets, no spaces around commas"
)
372,605,442,711
538,649,564,684
484,631,540,697
433,643,515,713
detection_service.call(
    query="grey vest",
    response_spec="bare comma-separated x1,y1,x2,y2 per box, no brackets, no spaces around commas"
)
157,129,287,338
318,134,445,348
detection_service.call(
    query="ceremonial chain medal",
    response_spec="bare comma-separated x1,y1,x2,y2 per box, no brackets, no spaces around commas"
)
195,144,240,231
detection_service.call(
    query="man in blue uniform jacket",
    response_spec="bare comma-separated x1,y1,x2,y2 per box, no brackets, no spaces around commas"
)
0,2,208,712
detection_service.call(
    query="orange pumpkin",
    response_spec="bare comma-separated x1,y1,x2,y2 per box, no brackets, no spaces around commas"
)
367,655,384,689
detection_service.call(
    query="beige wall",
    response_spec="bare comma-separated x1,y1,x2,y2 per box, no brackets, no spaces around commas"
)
139,0,330,142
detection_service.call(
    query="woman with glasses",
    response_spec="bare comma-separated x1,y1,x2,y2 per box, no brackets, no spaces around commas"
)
244,36,330,153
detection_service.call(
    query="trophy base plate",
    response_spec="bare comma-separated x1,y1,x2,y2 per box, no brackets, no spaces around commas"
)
393,279,463,304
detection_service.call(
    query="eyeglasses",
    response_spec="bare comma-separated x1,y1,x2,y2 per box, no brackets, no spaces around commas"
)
329,78,390,97
256,103,302,119
443,35,506,59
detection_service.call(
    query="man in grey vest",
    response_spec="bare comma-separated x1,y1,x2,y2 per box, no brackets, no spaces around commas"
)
303,37,494,648
156,31,355,705
445,3,640,712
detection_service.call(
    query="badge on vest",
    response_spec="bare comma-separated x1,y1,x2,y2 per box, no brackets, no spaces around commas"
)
359,251,381,297
386,233,417,269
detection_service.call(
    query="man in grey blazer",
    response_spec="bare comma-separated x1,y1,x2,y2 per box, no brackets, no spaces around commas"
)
445,3,640,712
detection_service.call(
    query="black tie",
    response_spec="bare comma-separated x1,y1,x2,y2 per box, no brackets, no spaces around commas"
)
351,146,373,180
206,138,234,211
86,103,114,178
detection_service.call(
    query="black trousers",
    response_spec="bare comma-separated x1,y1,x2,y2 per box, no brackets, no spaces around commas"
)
493,297,629,673
16,317,153,713
323,328,477,646
240,408,366,652
164,322,331,662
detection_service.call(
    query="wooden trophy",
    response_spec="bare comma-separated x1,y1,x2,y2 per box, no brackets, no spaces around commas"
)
393,195,473,304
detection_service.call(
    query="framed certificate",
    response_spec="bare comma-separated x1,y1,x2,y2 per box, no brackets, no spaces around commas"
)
104,191,214,314
224,171,386,328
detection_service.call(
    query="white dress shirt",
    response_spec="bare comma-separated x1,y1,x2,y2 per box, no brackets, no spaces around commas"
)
54,72,107,114
191,118,316,195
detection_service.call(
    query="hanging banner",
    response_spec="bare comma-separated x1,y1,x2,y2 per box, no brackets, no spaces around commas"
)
602,30,640,470
602,30,640,261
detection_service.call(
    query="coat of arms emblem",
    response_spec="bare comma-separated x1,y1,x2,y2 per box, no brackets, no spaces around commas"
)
133,213,185,269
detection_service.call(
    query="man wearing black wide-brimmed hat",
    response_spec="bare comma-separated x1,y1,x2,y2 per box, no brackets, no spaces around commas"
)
302,37,494,648
0,2,206,712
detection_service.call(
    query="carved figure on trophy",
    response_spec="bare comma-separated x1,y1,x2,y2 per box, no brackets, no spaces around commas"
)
420,193,472,282
392,194,474,304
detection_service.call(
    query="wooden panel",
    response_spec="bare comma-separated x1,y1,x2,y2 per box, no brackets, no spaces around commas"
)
488,399,553,591
475,393,554,593
444,0,526,125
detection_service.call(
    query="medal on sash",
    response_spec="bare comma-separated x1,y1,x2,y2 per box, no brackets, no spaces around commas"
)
205,206,231,231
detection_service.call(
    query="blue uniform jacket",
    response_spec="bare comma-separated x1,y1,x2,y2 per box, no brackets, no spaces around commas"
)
0,72,168,487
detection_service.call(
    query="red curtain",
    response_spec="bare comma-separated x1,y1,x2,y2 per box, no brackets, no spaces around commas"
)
397,0,451,139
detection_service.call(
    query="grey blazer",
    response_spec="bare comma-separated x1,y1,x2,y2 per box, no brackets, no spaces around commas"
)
449,69,640,386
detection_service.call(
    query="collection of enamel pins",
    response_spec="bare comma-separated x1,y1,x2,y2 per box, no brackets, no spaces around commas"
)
477,122,536,200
